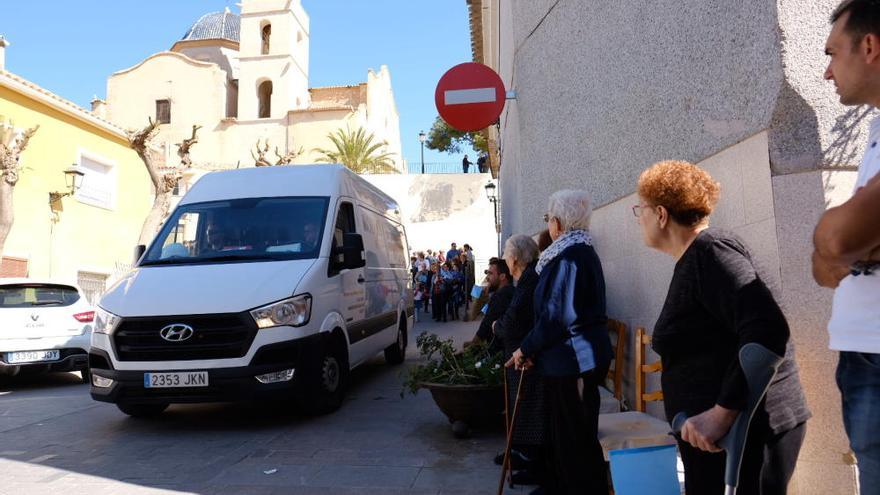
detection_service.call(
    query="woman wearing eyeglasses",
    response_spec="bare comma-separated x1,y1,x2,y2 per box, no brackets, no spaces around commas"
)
507,190,612,495
635,160,809,494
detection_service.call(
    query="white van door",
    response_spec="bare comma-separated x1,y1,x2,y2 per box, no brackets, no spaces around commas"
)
329,200,367,355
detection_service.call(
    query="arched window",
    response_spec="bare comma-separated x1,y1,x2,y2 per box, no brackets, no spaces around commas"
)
258,81,273,118
261,23,271,55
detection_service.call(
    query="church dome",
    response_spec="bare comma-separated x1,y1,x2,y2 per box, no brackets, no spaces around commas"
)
180,9,240,43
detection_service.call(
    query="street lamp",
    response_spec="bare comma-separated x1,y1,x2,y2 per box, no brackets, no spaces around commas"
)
49,164,85,204
418,130,426,174
484,182,501,252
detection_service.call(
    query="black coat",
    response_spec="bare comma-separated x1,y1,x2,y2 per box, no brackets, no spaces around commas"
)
494,261,539,359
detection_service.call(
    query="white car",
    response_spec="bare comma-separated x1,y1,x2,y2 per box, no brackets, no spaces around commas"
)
0,278,94,382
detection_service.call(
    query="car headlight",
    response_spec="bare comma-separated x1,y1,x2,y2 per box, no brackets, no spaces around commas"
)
94,308,121,335
250,294,311,329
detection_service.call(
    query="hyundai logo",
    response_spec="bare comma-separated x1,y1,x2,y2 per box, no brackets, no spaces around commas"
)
159,324,194,342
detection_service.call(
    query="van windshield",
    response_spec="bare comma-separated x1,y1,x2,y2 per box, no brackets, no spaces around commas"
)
140,197,329,266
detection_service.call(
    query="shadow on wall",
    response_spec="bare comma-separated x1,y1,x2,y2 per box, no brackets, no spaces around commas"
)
768,81,824,176
410,182,456,223
823,105,873,170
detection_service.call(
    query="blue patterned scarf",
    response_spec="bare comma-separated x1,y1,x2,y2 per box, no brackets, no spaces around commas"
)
535,229,593,275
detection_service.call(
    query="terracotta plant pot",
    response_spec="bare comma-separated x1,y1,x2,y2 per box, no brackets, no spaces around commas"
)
421,382,505,437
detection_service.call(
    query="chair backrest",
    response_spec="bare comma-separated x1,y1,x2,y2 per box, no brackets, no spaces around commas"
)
606,319,627,400
634,327,663,413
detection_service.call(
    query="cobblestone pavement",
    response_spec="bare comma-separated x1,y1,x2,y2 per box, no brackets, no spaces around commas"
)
0,318,529,494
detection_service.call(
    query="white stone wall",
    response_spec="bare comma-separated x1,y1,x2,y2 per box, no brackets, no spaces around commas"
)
362,173,499,273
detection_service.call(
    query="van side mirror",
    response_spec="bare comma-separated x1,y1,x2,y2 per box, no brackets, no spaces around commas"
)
133,245,146,265
341,233,366,270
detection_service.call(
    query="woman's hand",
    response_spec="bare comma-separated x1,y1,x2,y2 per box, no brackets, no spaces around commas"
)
504,348,534,370
681,405,739,453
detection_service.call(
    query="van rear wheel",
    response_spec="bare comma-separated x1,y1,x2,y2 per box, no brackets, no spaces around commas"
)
384,316,407,365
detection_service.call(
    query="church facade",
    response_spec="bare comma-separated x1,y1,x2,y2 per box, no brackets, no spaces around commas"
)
100,0,404,178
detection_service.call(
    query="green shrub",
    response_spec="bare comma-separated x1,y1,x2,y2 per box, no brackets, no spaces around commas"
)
401,332,504,396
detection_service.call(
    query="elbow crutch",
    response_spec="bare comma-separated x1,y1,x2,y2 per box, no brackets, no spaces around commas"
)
671,343,784,495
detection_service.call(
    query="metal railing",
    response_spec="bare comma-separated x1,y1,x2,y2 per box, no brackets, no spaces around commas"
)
404,162,490,174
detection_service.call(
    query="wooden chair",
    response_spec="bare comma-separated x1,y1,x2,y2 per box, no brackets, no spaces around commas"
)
598,326,675,460
634,327,663,412
606,319,627,401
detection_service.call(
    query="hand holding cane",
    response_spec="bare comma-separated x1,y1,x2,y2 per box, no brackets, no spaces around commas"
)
498,365,527,495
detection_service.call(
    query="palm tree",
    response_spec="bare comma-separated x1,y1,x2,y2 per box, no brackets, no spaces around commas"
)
313,126,399,174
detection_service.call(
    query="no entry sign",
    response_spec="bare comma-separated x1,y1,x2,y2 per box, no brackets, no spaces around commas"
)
435,62,505,132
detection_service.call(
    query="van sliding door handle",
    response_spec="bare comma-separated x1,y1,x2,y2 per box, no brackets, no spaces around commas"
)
357,276,365,284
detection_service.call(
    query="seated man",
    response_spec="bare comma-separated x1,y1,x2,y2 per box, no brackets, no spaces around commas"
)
467,258,514,353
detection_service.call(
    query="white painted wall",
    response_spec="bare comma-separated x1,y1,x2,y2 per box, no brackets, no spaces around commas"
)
362,173,499,273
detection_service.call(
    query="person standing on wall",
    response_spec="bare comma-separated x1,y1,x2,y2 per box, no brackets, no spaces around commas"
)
462,154,472,174
477,153,488,174
447,242,461,263
814,1,880,489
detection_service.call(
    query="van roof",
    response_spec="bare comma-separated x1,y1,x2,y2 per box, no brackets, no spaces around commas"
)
180,164,402,221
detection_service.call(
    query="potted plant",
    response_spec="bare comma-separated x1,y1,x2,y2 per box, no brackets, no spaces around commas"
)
402,332,505,437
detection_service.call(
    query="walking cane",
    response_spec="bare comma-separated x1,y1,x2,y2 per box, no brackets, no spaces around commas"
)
498,367,527,495
502,366,512,488
671,343,784,495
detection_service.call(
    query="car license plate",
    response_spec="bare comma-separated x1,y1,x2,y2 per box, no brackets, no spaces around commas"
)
6,350,60,364
144,371,209,388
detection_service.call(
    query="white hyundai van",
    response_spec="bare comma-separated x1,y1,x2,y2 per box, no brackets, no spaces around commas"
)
90,165,413,417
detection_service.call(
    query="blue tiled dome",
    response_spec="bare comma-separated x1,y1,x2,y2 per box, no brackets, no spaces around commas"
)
181,10,240,43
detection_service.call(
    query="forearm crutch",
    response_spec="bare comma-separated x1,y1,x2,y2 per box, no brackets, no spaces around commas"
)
672,343,784,495
498,367,527,495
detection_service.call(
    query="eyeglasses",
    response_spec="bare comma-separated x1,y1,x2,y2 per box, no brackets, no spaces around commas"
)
632,204,651,217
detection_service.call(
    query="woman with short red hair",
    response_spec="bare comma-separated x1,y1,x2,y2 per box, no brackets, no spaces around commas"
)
635,160,810,494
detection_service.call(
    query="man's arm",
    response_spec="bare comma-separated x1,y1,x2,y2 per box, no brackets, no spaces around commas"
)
811,249,851,288
814,173,880,265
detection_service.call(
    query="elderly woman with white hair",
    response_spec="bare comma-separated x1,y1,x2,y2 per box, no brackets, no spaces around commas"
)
507,189,613,495
492,234,544,484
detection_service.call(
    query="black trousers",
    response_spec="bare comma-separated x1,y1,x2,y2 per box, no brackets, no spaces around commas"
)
678,420,806,495
432,292,446,321
542,370,608,495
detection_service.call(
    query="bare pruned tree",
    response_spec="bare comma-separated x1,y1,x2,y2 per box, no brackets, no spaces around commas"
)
128,118,200,245
0,123,39,261
251,139,272,167
274,145,303,165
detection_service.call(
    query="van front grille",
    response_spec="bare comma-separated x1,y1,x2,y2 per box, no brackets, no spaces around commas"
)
112,313,257,361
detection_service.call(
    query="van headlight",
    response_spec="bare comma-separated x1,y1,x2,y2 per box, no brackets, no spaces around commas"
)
94,308,121,335
250,294,311,329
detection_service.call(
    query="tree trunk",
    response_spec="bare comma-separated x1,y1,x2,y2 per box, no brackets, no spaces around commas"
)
0,180,14,263
137,191,171,246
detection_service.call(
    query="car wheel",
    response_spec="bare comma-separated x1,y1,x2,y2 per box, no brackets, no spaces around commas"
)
298,337,348,415
383,316,407,365
116,403,168,418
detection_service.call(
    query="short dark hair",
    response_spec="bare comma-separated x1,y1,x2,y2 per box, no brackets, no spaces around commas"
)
832,0,880,46
489,258,511,279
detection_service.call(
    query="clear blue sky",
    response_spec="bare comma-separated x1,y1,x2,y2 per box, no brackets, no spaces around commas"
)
1,0,474,166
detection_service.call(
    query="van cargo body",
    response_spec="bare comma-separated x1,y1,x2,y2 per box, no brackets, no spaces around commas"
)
90,165,413,416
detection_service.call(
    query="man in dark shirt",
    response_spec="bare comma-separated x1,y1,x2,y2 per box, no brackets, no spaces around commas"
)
446,242,461,263
462,155,472,174
469,258,514,352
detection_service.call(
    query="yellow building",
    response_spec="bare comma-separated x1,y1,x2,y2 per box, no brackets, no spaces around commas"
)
0,62,151,301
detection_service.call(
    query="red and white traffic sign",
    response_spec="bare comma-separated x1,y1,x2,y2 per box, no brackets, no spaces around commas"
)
435,62,505,132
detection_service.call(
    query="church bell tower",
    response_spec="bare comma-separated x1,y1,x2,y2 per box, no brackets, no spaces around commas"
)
237,0,310,120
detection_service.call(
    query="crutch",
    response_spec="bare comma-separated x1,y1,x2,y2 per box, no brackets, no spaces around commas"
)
671,343,784,495
498,367,527,495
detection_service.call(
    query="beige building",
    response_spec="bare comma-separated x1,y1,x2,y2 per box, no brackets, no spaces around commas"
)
102,0,404,177
470,0,868,493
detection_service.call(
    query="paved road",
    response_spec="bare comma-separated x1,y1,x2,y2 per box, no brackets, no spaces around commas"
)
0,318,528,494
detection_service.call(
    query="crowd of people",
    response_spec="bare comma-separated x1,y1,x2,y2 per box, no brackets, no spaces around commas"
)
409,243,477,323
405,3,880,493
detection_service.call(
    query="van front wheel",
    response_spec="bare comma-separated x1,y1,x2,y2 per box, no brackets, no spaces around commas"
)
298,338,348,415
384,317,407,365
